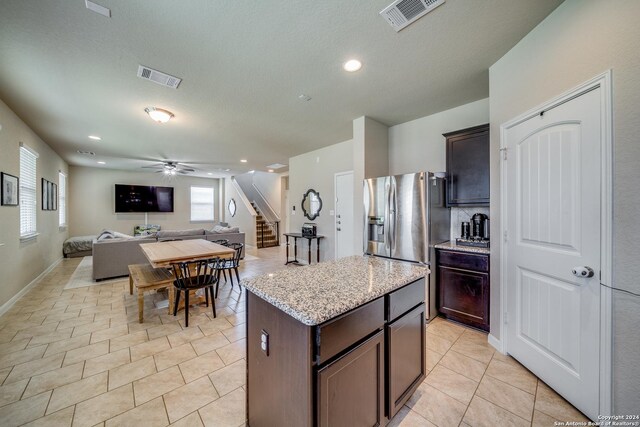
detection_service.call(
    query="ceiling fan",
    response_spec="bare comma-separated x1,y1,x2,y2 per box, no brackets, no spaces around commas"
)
141,161,196,176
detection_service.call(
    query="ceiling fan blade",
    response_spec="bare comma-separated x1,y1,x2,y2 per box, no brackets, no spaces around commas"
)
177,170,190,175
181,167,196,172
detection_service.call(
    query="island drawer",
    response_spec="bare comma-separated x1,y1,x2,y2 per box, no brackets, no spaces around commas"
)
386,278,425,322
437,250,489,272
315,297,384,365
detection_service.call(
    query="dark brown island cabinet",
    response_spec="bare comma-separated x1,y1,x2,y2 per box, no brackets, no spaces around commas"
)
246,278,426,426
444,123,490,207
436,249,490,331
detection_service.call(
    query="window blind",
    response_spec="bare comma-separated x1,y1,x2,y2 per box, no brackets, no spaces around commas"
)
190,186,214,221
59,172,67,226
19,146,38,237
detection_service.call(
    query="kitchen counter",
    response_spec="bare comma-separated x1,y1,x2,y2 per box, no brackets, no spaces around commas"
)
242,254,428,325
246,255,428,426
434,240,491,255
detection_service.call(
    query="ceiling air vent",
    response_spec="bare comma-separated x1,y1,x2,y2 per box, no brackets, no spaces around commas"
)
77,150,95,156
137,65,182,89
380,0,445,32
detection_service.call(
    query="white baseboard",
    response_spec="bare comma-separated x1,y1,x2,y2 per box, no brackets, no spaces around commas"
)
0,257,63,318
488,333,504,354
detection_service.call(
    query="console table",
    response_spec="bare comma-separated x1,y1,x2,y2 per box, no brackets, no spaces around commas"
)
284,233,324,265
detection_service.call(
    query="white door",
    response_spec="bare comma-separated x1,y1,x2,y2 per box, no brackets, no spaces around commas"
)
335,171,355,259
504,87,601,419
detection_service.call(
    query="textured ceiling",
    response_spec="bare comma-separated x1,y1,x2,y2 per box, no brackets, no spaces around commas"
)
0,0,563,177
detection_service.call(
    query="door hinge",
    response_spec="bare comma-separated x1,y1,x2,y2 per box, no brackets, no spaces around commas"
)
503,230,508,242
500,147,508,160
504,312,509,325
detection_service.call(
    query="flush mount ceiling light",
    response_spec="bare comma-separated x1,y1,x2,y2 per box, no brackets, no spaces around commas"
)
343,59,362,72
268,169,274,173
240,159,248,163
144,107,174,123
97,161,106,165
88,135,102,141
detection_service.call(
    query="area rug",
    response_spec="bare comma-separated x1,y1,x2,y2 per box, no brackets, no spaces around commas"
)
63,256,126,290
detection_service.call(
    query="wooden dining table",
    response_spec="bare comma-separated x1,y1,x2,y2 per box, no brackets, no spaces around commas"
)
140,238,235,268
135,239,236,321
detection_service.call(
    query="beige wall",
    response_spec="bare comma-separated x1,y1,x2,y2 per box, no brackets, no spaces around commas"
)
489,0,640,412
289,139,353,261
0,98,68,309
68,166,221,236
389,98,489,175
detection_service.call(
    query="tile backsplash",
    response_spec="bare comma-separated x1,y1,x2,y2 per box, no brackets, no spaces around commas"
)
450,207,490,241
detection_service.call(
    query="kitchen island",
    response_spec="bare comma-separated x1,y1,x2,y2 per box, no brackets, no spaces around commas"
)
242,255,428,427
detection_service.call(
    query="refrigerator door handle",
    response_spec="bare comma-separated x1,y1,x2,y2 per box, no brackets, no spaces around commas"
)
389,177,396,253
384,181,391,252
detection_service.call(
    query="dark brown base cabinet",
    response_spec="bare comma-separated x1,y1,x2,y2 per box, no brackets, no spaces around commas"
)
246,278,426,427
436,250,490,331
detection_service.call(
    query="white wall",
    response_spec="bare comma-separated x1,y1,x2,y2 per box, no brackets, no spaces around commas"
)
222,177,256,247
289,139,353,261
489,0,640,413
389,98,489,175
0,98,68,309
68,166,221,236
252,171,281,218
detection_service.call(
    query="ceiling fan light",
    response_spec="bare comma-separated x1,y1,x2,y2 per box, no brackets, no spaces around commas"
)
145,107,174,123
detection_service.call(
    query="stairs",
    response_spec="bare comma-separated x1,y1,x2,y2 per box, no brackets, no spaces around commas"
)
251,202,279,248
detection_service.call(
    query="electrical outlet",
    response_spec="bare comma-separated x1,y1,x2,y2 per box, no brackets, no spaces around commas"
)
260,330,269,356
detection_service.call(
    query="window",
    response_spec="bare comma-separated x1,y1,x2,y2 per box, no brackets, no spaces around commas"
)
59,172,67,227
19,145,38,237
190,186,215,221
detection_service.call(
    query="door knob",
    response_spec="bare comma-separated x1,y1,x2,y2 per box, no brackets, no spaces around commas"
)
572,266,594,278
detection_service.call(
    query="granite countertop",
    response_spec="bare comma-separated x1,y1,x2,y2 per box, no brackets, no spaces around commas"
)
241,255,428,326
434,241,491,255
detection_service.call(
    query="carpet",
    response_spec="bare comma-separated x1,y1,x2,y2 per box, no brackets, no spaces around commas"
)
64,256,126,290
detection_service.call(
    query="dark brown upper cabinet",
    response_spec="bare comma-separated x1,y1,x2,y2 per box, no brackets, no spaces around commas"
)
445,124,490,207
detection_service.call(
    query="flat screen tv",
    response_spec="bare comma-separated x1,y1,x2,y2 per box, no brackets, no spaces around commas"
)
115,184,174,213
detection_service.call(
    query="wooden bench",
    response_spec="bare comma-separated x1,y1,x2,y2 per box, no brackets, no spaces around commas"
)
128,264,175,323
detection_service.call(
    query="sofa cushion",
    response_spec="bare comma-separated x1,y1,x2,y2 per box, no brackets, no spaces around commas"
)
156,228,206,238
207,225,240,234
96,230,134,241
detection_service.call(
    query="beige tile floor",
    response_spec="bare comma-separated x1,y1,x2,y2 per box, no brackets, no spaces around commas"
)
0,245,589,427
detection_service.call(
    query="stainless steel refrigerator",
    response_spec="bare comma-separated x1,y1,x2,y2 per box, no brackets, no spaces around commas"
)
364,172,450,321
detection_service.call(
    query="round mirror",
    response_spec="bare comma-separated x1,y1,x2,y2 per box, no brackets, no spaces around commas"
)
228,198,237,217
301,189,322,220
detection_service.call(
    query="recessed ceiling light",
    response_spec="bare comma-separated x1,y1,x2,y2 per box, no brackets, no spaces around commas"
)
268,169,274,173
240,159,248,163
144,107,174,123
343,59,362,72
88,135,102,141
207,172,213,176
248,170,255,174
225,169,231,172
97,161,106,165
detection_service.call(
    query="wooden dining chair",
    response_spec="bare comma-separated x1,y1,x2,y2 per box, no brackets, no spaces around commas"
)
214,243,244,298
171,258,222,327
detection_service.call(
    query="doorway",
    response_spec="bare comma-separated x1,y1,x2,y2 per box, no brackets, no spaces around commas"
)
500,72,612,419
335,171,355,259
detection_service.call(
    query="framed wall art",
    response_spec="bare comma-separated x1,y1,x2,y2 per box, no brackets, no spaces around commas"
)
42,178,57,210
1,172,19,206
